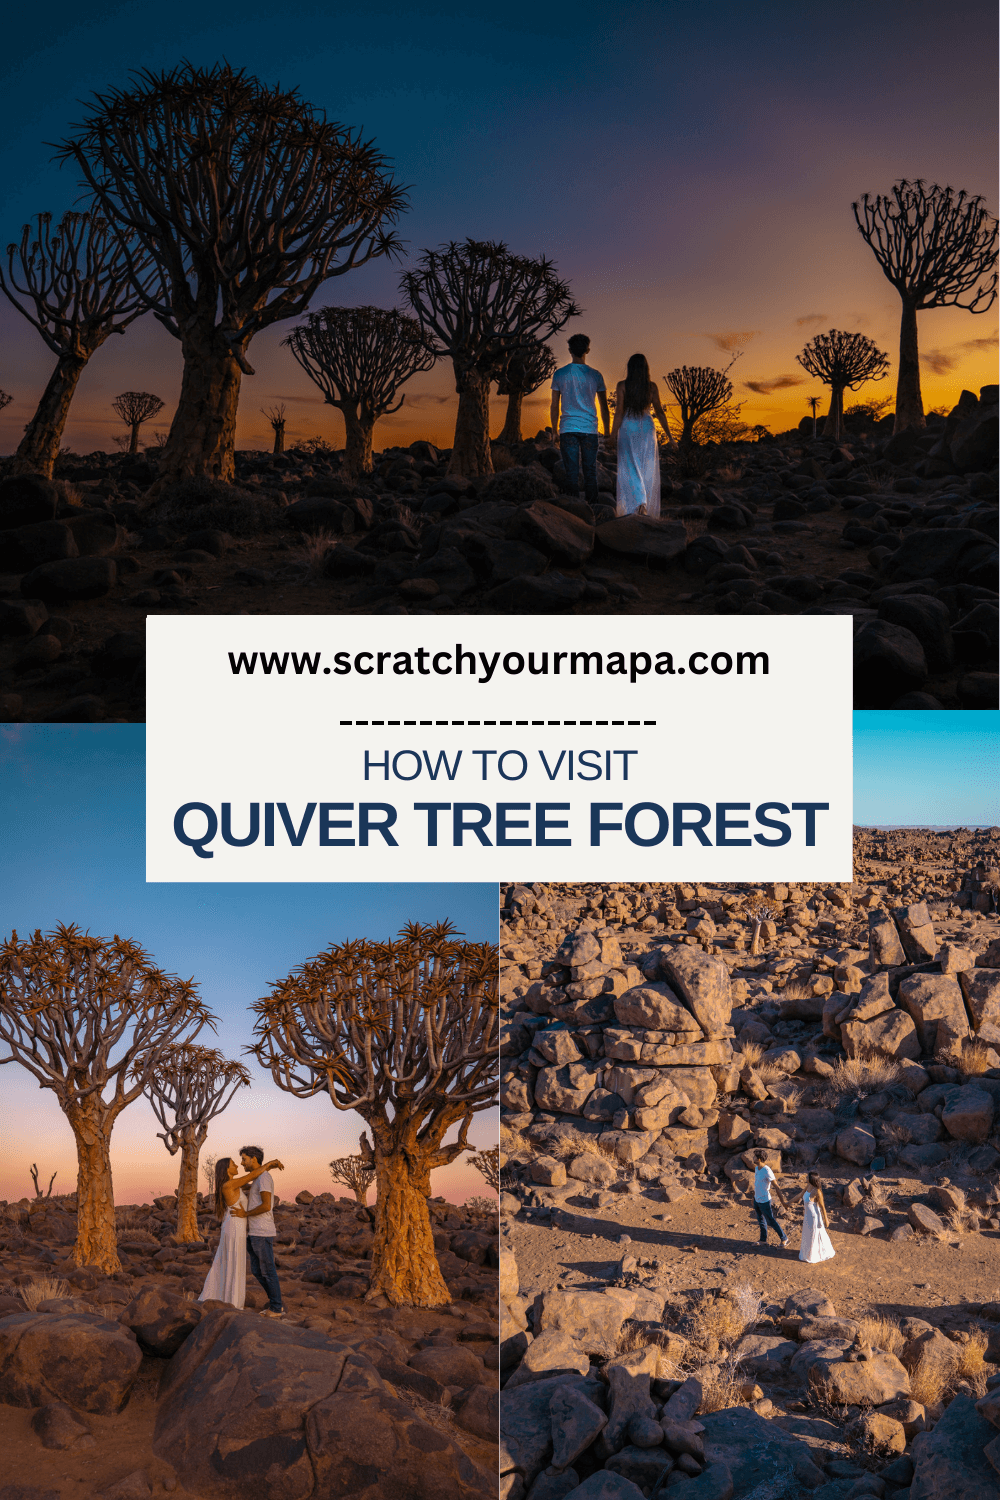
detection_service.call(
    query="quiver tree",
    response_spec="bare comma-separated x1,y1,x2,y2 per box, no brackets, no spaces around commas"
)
250,921,498,1307
0,213,155,476
853,180,998,432
0,924,213,1274
743,900,777,957
329,1153,376,1207
59,62,407,488
495,340,557,447
263,403,286,455
284,306,435,479
795,329,890,442
139,1043,251,1242
663,363,736,447
466,1145,499,1194
112,390,164,454
401,240,579,478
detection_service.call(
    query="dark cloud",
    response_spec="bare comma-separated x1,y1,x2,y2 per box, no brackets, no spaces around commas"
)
706,330,760,351
745,374,807,394
795,314,827,327
921,348,956,376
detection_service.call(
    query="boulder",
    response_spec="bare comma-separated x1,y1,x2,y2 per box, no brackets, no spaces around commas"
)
20,557,117,602
854,620,928,708
910,1392,998,1499
733,1335,799,1375
534,1064,598,1116
0,473,60,528
510,502,594,567
657,948,733,1035
868,911,906,968
532,1290,636,1357
561,1475,646,1500
907,1203,948,1237
550,1384,608,1469
846,1410,905,1455
940,1085,994,1143
408,1344,492,1389
950,395,1000,471
0,1311,141,1415
603,1346,658,1452
454,1385,498,1443
700,1406,824,1493
29,1401,93,1450
595,515,687,565
898,974,969,1054
835,1125,877,1166
502,1329,589,1389
119,1285,203,1356
797,1341,910,1406
613,984,691,1031
892,902,937,964
842,1007,920,1060
960,970,1000,1034
482,573,587,612
500,1374,596,1483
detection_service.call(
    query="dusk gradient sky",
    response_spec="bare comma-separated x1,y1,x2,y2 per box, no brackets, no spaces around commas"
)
0,727,497,1206
0,0,995,456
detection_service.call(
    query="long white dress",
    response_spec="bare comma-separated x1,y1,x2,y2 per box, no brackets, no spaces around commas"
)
799,1191,835,1264
198,1189,248,1307
616,413,661,518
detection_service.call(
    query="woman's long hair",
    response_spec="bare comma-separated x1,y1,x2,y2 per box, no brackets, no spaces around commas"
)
622,353,651,416
214,1157,234,1220
807,1172,827,1220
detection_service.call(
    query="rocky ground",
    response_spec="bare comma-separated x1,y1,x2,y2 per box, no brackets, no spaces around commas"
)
0,1187,499,1499
0,385,996,722
498,837,1000,1499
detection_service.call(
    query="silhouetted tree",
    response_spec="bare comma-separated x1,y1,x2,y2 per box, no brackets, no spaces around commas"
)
140,1042,250,1243
0,924,212,1274
112,390,164,454
284,307,434,478
0,391,12,413
853,180,998,432
401,240,579,477
796,329,889,441
467,1145,499,1193
30,1164,57,1198
329,1153,376,1207
0,213,154,476
262,404,286,455
250,922,498,1307
663,363,736,447
60,62,407,488
495,340,557,447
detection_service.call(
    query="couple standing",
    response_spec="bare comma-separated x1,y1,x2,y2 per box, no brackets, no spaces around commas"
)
549,334,676,518
753,1152,835,1264
198,1146,287,1316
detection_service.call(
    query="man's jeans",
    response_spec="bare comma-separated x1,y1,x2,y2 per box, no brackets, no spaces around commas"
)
753,1200,786,1243
559,431,600,504
248,1235,282,1310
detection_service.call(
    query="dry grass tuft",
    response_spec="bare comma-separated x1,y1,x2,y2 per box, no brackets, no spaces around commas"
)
959,1038,995,1076
699,1350,751,1414
954,1330,990,1396
737,1041,766,1070
293,528,340,577
18,1276,71,1310
854,1310,905,1359
819,1053,906,1102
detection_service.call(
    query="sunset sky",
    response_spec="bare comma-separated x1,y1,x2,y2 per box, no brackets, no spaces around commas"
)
0,0,995,457
0,728,497,1207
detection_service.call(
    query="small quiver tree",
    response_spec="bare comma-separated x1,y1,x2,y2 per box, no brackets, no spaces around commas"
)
466,1145,499,1194
263,403,286,455
112,390,165,454
795,329,890,442
60,62,407,487
743,899,777,957
250,921,499,1307
329,1153,376,1208
284,307,435,480
853,180,998,432
495,340,557,447
663,363,735,447
139,1043,251,1242
401,240,579,478
0,213,155,477
0,924,213,1274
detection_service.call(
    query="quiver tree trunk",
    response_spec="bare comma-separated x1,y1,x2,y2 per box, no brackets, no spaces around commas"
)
272,423,284,455
128,422,141,455
448,369,493,478
497,389,524,448
66,1102,121,1275
750,920,763,957
825,386,846,442
894,300,924,433
368,1126,450,1307
156,326,245,485
11,354,88,477
340,404,374,481
175,1123,206,1242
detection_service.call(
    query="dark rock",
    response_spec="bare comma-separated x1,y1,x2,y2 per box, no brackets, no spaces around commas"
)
284,497,356,534
20,557,117,603
951,397,1000,473
854,621,928,708
0,521,79,572
483,574,587,612
883,529,998,586
596,515,687,565
323,547,376,580
876,594,954,671
0,1311,141,1414
40,695,106,723
909,1392,997,1499
510,502,595,568
683,535,730,573
0,474,60,529
0,598,48,638
958,672,999,709
29,1401,93,1450
119,1285,203,1356
183,529,230,557
65,510,120,556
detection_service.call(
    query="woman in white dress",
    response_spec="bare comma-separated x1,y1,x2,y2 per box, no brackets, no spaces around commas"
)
799,1172,835,1264
610,353,676,517
199,1154,284,1308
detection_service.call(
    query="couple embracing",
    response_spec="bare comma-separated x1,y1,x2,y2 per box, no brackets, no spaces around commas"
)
549,333,676,519
198,1146,286,1316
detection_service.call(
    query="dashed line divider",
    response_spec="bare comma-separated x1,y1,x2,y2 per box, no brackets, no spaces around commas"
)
337,720,658,727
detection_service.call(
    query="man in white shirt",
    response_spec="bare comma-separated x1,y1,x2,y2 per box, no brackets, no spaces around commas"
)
752,1150,789,1249
240,1145,285,1316
550,333,610,506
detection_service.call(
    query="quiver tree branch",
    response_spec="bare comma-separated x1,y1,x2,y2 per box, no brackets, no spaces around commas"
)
0,923,214,1273
329,1154,376,1208
853,180,998,432
59,61,408,487
400,240,579,478
284,307,434,478
466,1145,500,1194
262,403,287,456
663,359,738,447
30,1164,57,1199
112,390,165,454
495,339,557,447
138,1042,250,1242
0,212,155,476
0,391,12,413
249,921,499,1307
795,329,890,441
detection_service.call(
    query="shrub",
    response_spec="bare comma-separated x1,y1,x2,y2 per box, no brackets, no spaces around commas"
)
19,1276,71,1310
156,477,283,536
294,529,340,577
960,1038,994,1075
854,1309,905,1359
476,464,556,507
819,1054,906,1103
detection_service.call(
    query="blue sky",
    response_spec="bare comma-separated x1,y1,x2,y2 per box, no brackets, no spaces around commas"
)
0,726,496,1204
853,711,999,827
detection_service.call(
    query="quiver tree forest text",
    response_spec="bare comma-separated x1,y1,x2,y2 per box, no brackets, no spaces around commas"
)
59,61,407,487
853,179,998,434
250,921,499,1307
0,212,155,477
139,1042,251,1243
0,924,213,1274
285,306,435,478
